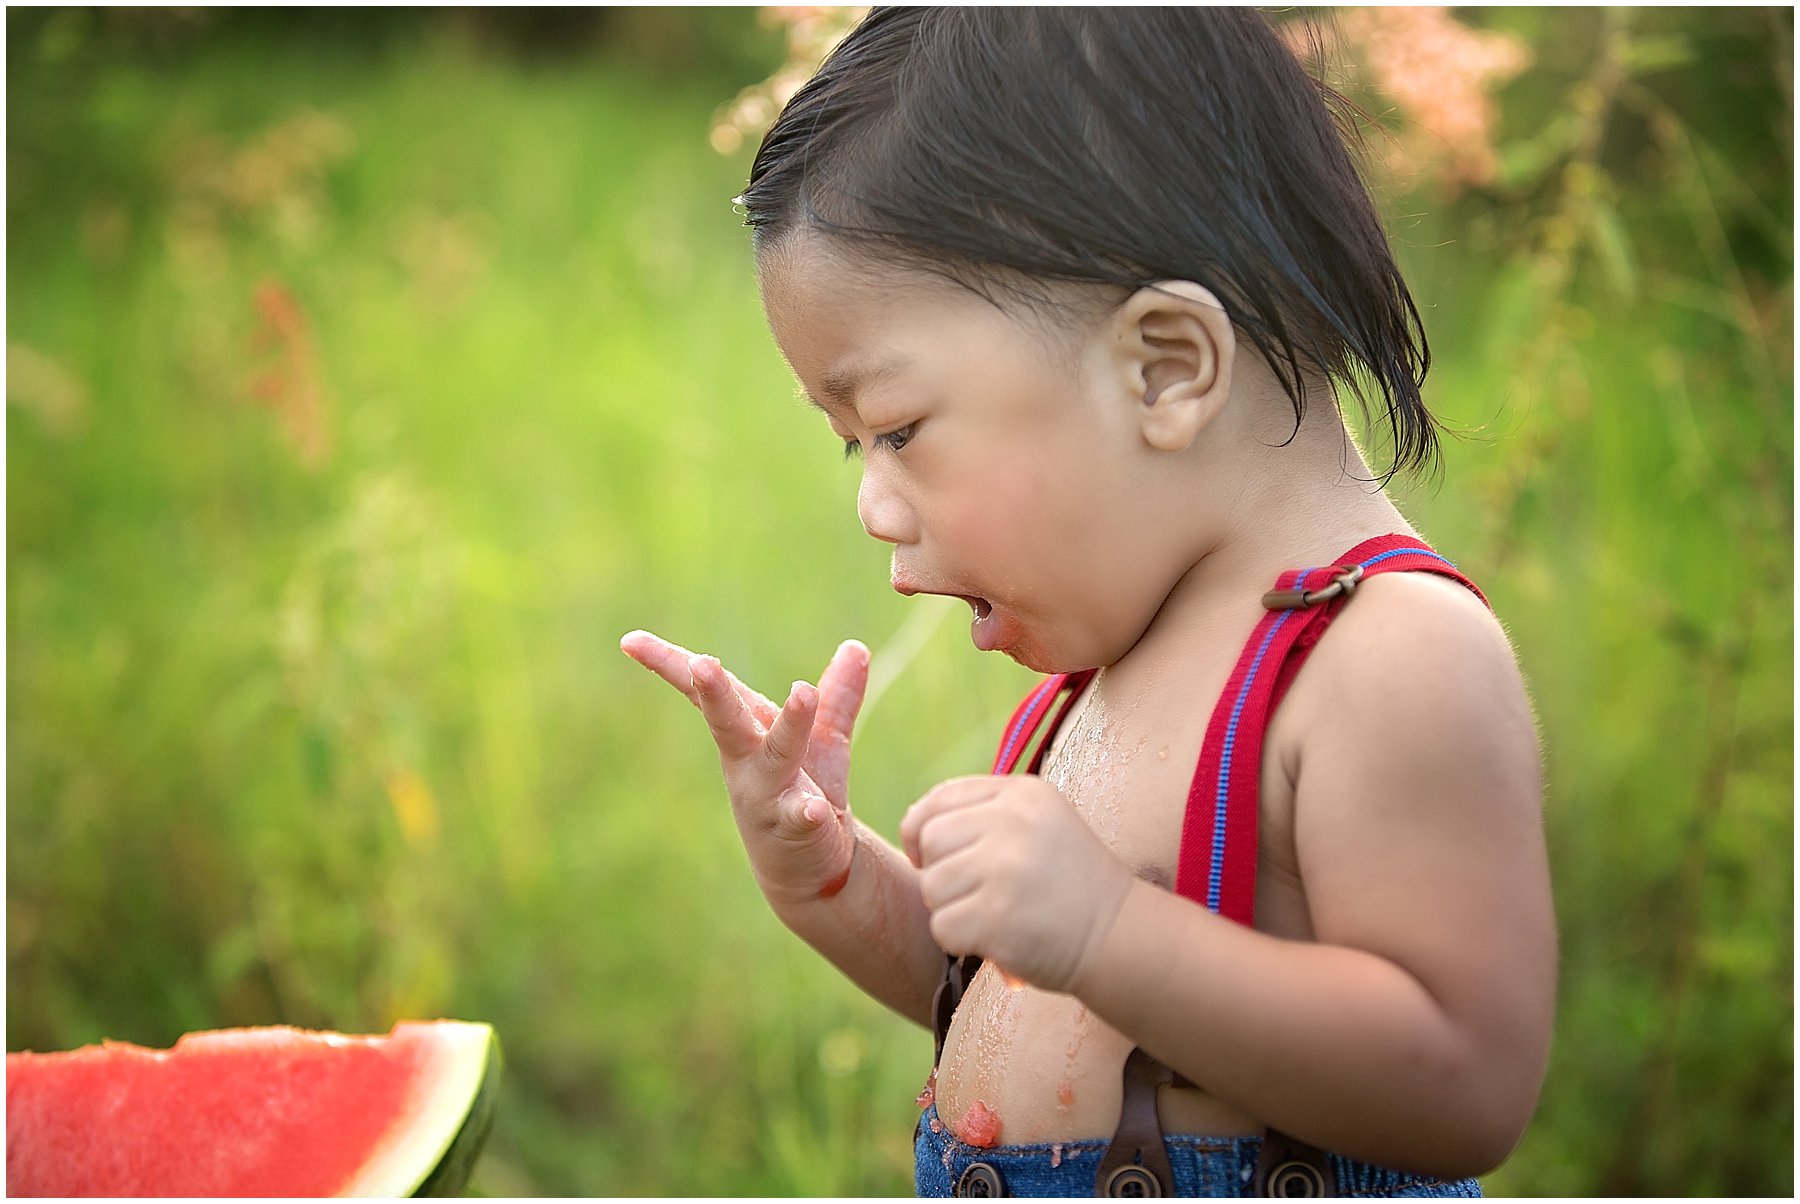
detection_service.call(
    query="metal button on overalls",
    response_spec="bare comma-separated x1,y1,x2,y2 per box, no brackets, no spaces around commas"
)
955,1162,1006,1197
1264,1158,1328,1197
1103,1164,1163,1196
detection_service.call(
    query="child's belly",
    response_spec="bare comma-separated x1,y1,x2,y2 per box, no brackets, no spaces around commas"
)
932,961,1262,1146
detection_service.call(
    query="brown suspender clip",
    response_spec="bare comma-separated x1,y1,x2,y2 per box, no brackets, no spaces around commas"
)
1093,1046,1340,1198
1261,563,1364,612
1095,1048,1177,1196
1254,1127,1337,1197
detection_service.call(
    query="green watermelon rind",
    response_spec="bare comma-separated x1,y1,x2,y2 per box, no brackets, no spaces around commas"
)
409,1028,501,1198
339,1020,501,1198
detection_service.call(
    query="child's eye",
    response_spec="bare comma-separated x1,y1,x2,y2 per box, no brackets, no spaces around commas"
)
840,423,917,461
875,423,917,453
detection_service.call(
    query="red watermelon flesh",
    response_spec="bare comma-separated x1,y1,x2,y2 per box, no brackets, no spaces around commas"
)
6,1019,498,1197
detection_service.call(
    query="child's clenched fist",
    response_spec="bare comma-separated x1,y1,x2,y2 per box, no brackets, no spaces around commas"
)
901,774,1136,994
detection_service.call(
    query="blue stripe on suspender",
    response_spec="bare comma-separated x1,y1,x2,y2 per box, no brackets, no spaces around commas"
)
997,678,1059,773
1359,547,1457,572
1207,596,1300,914
1204,548,1458,912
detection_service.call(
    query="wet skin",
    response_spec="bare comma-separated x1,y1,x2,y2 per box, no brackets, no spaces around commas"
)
625,233,1555,1174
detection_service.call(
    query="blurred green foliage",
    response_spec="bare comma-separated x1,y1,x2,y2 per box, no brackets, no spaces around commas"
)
6,7,1790,1197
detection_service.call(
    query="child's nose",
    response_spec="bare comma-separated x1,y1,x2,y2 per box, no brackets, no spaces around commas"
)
856,463,914,545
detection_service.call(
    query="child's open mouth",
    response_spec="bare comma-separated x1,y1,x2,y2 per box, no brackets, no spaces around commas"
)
894,580,1003,650
959,595,1002,651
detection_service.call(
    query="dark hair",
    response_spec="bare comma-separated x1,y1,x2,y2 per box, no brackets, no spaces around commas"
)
742,7,1440,479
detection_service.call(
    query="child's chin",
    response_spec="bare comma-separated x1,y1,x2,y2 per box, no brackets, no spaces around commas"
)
969,608,1088,674
989,635,1071,676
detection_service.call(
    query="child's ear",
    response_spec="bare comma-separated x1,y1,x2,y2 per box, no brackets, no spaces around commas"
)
1111,282,1235,453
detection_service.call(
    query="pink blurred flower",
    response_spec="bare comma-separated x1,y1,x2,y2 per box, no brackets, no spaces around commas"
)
1292,8,1531,190
712,7,868,155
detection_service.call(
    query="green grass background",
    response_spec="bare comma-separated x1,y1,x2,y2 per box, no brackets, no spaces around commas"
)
7,9,1791,1196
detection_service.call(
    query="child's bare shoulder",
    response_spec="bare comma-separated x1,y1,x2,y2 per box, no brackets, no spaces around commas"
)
1285,568,1531,739
1270,567,1547,975
1276,568,1540,817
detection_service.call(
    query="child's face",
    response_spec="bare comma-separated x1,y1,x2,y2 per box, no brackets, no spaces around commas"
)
758,236,1198,673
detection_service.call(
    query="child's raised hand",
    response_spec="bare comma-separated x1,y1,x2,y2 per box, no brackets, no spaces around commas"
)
900,774,1136,994
620,630,870,906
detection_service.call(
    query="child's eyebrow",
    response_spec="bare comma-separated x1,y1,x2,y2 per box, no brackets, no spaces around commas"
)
814,356,907,413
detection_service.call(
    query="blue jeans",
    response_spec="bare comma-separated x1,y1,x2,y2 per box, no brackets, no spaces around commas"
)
914,1103,1483,1197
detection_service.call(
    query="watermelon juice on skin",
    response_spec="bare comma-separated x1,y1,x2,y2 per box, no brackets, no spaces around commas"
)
6,1019,499,1198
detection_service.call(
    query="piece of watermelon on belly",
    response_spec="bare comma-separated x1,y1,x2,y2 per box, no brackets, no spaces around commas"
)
6,1019,499,1197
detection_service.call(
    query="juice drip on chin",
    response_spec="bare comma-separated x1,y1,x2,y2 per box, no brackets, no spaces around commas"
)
916,1068,937,1110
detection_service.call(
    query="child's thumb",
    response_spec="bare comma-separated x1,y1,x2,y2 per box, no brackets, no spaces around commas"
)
776,783,831,833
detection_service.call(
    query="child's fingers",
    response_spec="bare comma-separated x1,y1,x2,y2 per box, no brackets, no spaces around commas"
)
803,641,868,810
924,895,986,960
760,681,819,778
622,630,780,723
691,656,767,761
620,629,703,704
725,672,781,729
916,839,986,912
910,799,997,869
900,776,1006,867
814,640,870,742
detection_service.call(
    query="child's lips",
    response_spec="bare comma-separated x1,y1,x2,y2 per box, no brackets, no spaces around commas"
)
969,602,1004,651
892,577,987,612
892,578,1001,648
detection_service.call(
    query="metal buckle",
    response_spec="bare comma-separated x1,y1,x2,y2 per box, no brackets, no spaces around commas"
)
1261,563,1364,611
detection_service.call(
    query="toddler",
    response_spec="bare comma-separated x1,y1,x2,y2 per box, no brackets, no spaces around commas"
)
623,8,1554,1197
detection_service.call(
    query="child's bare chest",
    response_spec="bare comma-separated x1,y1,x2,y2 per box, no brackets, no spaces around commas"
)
1037,675,1311,933
931,672,1316,1146
1037,682,1192,890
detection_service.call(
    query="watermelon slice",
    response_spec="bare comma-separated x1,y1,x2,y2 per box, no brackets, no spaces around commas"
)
6,1019,499,1197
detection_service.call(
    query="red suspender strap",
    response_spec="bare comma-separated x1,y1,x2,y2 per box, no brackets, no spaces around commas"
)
1026,671,1095,774
991,669,1098,776
991,670,1097,776
1173,535,1487,924
991,674,1064,775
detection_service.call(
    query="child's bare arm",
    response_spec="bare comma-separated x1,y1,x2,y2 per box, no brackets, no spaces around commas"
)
621,631,945,1024
779,817,946,1025
1089,580,1550,1175
906,578,1554,1177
